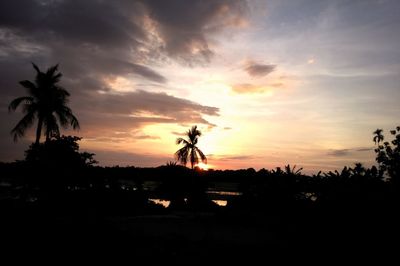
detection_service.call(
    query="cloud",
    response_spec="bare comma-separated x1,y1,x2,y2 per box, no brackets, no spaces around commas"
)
232,83,271,94
89,149,171,167
72,89,219,142
271,83,284,88
171,131,187,136
134,134,160,140
85,133,160,143
107,60,167,83
356,147,372,152
244,62,276,77
208,154,258,161
327,149,350,157
327,147,372,157
143,0,249,64
83,89,219,120
0,0,248,66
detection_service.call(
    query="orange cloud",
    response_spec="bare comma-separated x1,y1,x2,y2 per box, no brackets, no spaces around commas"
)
232,83,272,94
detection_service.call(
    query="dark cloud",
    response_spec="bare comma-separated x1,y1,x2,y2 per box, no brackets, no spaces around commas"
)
208,154,257,161
327,149,350,157
356,147,372,152
0,0,146,49
90,149,171,167
327,147,372,157
0,0,248,66
85,134,160,143
245,62,276,77
124,63,167,83
143,0,248,64
80,90,219,121
69,89,219,142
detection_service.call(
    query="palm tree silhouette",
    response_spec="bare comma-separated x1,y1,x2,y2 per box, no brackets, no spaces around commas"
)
175,125,207,169
8,63,79,144
373,129,384,145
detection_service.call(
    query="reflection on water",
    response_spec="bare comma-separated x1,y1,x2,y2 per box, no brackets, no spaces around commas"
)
149,198,229,208
212,200,227,207
149,198,170,208
206,191,242,196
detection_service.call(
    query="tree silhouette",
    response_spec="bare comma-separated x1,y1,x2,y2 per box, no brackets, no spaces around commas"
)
175,125,207,169
373,129,384,145
8,63,79,144
374,126,400,182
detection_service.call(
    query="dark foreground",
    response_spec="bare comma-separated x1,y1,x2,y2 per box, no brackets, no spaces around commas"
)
2,197,399,265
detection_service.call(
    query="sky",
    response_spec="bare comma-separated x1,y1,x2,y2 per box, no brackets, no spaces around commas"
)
1,0,399,173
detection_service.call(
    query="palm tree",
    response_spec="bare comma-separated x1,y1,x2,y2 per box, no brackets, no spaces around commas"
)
8,63,79,144
373,129,384,145
175,125,207,169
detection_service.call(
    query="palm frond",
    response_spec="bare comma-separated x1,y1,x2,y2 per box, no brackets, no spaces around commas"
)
44,114,60,139
46,64,59,78
56,111,69,127
11,111,36,142
56,106,80,129
195,146,207,164
188,125,201,143
22,102,38,114
68,113,80,129
56,86,70,97
8,96,34,112
175,146,189,166
51,72,63,84
176,137,189,145
31,62,41,74
19,80,36,91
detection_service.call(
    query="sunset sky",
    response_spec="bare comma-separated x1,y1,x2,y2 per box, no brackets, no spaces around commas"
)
1,0,399,173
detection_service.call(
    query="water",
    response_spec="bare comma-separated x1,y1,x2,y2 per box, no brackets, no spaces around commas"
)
149,198,229,207
149,198,170,208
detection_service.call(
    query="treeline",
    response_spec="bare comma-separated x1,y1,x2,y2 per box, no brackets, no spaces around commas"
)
0,126,399,216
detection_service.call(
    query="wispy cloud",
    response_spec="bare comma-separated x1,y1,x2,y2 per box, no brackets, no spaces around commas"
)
171,131,186,136
231,83,271,94
208,154,258,161
327,149,350,157
244,62,276,77
327,147,372,157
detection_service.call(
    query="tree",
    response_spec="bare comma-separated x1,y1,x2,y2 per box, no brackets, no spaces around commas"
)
373,129,384,145
175,125,207,169
373,126,400,183
24,135,97,168
8,63,79,144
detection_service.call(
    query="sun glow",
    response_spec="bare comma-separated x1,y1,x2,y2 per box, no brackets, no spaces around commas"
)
197,162,210,170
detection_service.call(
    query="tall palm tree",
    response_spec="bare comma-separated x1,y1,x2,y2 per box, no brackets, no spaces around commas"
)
373,129,384,145
175,125,207,169
8,63,79,144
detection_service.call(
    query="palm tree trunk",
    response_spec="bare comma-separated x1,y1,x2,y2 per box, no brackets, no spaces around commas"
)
45,129,50,143
35,116,43,144
190,149,195,170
